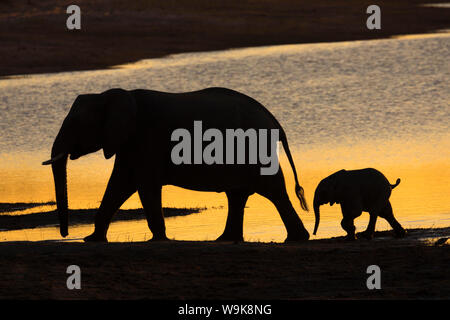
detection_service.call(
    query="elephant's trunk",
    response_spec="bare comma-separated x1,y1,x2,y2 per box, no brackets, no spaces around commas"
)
45,134,69,237
313,198,320,235
52,156,69,237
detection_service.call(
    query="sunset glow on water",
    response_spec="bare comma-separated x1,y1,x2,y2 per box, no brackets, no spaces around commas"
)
0,34,448,242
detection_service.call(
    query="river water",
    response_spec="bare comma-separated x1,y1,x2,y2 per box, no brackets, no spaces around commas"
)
0,33,449,242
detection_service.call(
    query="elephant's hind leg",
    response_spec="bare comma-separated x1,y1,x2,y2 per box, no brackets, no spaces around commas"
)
359,214,378,240
256,171,309,242
379,201,406,238
216,190,250,242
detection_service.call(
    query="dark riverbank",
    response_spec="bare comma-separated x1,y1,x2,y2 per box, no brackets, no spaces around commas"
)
0,207,204,231
0,202,55,214
1,0,448,77
0,227,448,299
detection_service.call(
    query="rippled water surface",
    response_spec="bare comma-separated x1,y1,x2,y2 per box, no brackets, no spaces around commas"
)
0,34,449,242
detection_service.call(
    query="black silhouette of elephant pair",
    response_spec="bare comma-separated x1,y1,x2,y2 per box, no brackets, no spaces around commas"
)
43,87,405,242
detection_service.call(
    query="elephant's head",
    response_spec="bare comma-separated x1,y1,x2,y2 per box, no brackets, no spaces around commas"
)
312,169,346,235
42,89,137,237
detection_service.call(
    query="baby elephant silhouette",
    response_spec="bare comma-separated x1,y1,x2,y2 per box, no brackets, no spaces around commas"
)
313,168,406,240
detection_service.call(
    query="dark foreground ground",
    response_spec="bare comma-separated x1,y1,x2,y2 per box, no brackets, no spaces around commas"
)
0,227,448,299
1,0,449,77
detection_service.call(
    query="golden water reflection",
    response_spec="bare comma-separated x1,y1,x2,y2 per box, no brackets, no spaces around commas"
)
0,136,449,242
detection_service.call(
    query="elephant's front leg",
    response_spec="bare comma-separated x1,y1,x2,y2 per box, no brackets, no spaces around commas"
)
216,190,250,242
84,160,137,242
340,202,362,241
137,183,168,241
341,217,356,241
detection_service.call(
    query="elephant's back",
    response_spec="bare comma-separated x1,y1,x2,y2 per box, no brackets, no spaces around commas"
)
350,168,390,186
184,87,277,125
134,87,280,130
354,168,392,208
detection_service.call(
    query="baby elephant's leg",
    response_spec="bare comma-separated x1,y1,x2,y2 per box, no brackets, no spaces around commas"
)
359,214,378,239
341,217,356,241
340,204,361,241
379,201,406,238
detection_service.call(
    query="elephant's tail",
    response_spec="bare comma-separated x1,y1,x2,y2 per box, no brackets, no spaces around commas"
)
254,100,309,212
390,178,401,189
279,128,309,212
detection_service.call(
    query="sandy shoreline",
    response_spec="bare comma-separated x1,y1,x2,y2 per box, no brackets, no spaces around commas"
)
0,227,448,299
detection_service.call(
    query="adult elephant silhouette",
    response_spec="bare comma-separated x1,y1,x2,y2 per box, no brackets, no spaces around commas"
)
43,87,310,242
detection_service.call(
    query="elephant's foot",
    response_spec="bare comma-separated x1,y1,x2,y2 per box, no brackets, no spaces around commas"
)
358,230,374,240
84,232,108,242
394,228,407,238
148,235,170,242
216,233,244,242
344,234,356,241
284,231,310,243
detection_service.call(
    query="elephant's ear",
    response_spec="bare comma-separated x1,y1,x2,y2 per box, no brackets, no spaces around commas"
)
328,179,338,205
102,89,137,159
329,170,346,205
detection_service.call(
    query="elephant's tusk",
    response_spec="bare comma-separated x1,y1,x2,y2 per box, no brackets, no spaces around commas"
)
42,153,66,165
